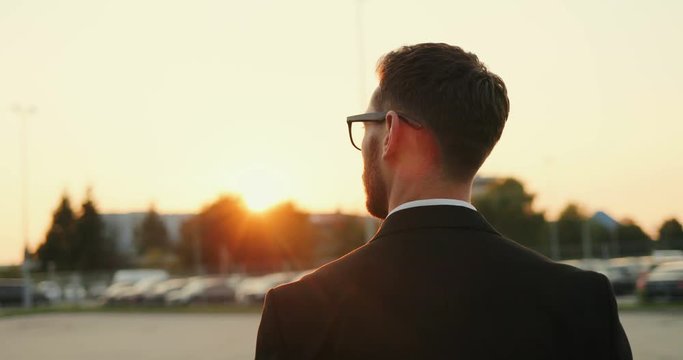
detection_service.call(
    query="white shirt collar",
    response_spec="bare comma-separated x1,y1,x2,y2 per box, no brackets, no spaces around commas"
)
388,198,477,217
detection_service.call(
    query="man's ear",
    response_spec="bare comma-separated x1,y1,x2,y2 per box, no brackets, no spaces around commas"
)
382,111,401,158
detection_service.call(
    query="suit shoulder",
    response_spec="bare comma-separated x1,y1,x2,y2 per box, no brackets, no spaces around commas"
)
268,241,377,305
486,232,604,284
549,261,610,288
540,262,612,310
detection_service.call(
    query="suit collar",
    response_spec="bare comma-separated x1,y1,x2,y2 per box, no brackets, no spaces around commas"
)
369,205,500,243
388,198,476,217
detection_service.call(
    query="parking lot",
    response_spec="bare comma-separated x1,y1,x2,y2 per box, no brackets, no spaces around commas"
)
0,312,260,360
0,310,681,359
621,310,683,359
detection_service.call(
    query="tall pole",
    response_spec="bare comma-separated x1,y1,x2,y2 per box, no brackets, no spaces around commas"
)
193,223,203,276
610,227,620,259
355,0,367,109
13,104,36,308
549,221,560,261
582,220,593,260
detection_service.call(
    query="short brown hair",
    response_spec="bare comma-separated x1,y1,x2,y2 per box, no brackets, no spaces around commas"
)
376,43,509,181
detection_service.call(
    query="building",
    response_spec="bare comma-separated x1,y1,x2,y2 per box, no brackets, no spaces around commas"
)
102,213,193,257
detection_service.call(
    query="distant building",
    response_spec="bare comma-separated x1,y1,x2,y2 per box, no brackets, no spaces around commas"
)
591,211,620,231
102,213,194,257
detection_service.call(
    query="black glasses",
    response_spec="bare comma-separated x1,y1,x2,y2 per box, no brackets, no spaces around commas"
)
346,111,423,150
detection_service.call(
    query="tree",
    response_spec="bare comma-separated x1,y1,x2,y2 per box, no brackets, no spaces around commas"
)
178,195,317,274
588,221,616,258
326,215,369,260
35,194,76,271
260,202,316,270
658,218,683,250
617,219,652,256
472,178,547,255
587,211,621,258
556,204,586,259
72,190,120,271
178,195,250,273
557,206,621,259
135,206,171,254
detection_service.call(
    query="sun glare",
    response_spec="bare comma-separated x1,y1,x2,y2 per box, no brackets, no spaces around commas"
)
244,190,283,213
234,166,289,213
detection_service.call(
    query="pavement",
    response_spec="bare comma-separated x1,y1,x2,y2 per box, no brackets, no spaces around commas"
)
0,312,260,360
620,310,683,360
0,310,681,359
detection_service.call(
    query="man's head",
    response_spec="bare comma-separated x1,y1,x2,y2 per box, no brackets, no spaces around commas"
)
356,43,510,218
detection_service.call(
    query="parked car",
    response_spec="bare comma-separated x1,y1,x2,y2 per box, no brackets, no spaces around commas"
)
235,271,303,305
102,281,135,305
166,276,236,306
0,279,49,307
63,283,87,303
652,250,683,264
112,269,169,284
116,277,168,305
143,278,188,305
87,281,109,299
603,264,642,295
36,280,63,304
103,270,169,305
638,260,683,302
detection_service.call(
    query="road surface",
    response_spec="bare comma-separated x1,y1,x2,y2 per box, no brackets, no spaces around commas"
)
0,310,680,359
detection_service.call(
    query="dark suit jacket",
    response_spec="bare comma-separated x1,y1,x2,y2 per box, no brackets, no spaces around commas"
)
256,205,632,359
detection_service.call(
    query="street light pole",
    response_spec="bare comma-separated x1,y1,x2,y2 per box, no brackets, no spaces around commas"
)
549,221,560,261
12,104,36,308
355,0,367,109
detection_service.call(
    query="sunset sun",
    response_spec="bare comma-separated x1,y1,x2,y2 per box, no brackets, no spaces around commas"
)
243,188,284,212
234,166,289,212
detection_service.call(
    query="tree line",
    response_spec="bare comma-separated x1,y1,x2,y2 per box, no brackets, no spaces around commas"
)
34,190,122,272
32,191,369,274
472,178,678,259
32,179,683,273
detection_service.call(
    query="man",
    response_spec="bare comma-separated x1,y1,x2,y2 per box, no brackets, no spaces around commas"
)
256,43,632,359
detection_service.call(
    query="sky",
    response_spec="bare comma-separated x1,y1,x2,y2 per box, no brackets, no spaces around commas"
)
1,0,682,265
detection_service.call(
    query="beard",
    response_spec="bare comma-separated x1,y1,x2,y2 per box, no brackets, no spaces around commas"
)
362,136,389,219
